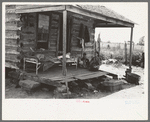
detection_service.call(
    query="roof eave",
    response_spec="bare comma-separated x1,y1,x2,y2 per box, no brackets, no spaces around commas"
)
74,5,135,26
66,5,134,27
15,4,134,27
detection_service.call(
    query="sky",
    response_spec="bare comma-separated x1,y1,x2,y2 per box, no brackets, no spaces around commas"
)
94,2,148,44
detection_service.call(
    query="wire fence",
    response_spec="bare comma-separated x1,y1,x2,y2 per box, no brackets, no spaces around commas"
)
97,42,144,60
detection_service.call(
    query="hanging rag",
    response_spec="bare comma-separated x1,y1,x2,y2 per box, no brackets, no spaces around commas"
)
78,23,85,48
79,23,85,39
78,23,90,48
81,38,85,51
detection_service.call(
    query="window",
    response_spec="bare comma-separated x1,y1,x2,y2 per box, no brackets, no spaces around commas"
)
37,14,50,49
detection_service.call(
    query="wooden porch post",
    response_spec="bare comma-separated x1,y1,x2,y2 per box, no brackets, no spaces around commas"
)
63,9,69,97
62,10,67,76
129,27,133,72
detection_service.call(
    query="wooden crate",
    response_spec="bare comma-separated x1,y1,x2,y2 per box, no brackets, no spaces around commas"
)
103,79,123,92
126,73,141,85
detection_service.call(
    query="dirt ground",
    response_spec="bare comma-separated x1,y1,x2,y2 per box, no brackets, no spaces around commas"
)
5,64,144,99
100,64,145,99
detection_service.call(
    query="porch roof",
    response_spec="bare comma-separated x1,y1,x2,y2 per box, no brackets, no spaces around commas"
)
15,4,135,27
75,5,135,25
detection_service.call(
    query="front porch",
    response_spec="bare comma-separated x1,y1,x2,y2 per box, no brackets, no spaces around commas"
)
5,4,136,98
22,65,114,87
6,63,141,99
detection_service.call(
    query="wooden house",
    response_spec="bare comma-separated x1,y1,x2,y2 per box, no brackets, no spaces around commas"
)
5,4,135,88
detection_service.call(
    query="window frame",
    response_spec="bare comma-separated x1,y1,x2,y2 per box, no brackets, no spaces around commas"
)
36,12,51,50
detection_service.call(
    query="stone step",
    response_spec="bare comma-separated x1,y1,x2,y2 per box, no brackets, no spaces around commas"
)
19,80,41,91
56,85,68,93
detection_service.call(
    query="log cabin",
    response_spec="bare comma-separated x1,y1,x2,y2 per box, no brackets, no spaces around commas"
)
5,4,135,88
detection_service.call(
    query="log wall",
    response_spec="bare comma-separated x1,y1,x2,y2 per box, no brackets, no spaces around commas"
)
49,13,60,56
18,12,61,59
5,5,20,69
19,13,37,53
5,5,96,69
69,13,95,60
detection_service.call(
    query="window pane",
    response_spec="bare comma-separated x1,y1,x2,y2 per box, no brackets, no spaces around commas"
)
38,14,49,33
37,14,49,49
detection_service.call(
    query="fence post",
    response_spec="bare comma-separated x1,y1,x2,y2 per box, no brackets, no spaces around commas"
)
125,41,127,65
129,27,133,72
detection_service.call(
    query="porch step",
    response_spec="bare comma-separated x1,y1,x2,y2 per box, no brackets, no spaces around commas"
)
56,85,67,93
84,82,95,90
75,71,108,80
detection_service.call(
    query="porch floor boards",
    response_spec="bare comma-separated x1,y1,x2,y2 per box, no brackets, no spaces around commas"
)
24,66,110,87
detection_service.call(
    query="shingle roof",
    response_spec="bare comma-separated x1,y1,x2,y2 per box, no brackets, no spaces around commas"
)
75,5,135,24
15,4,135,24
